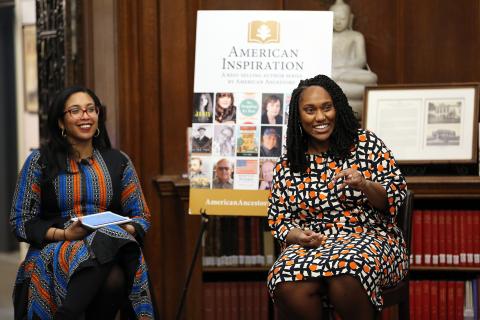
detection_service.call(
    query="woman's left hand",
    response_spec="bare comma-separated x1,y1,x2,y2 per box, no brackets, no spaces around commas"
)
121,223,136,236
334,168,369,192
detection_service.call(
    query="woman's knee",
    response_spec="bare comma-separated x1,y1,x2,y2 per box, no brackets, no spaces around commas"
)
274,280,324,302
102,264,126,295
326,275,365,299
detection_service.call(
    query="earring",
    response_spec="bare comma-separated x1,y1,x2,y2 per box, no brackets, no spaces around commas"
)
298,124,303,136
94,128,100,137
61,129,66,137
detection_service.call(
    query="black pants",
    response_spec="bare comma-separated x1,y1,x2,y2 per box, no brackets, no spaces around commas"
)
55,243,140,320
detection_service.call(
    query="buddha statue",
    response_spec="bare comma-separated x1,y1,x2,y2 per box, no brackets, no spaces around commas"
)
330,0,377,120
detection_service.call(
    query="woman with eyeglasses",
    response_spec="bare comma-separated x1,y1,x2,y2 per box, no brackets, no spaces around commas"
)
10,86,156,319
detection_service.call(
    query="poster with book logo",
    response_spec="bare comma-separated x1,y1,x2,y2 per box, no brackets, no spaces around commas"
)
190,10,333,216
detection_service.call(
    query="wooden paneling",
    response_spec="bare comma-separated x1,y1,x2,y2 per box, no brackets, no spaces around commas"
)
283,0,330,11
349,1,399,84
116,0,164,316
403,0,480,83
159,0,192,175
201,0,282,10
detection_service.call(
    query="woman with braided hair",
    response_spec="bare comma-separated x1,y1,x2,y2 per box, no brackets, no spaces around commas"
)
267,74,408,319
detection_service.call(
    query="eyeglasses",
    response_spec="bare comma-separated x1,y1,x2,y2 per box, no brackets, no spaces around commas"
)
63,105,99,119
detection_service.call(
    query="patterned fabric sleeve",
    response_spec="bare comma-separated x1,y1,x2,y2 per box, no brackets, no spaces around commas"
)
10,150,58,248
365,131,407,220
120,152,151,244
267,159,300,244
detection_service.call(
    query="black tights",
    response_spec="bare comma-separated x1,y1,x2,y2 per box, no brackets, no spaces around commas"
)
274,275,375,320
55,244,140,320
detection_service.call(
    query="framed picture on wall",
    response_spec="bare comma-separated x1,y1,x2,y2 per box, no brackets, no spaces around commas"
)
22,24,39,113
363,83,479,164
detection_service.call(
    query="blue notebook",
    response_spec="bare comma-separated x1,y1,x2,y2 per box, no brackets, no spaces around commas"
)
71,211,131,229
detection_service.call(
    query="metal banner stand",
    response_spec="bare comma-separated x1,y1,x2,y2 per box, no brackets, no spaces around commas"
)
175,209,209,320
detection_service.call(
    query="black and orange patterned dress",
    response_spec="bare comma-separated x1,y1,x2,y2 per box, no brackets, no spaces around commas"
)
10,148,154,319
267,129,408,310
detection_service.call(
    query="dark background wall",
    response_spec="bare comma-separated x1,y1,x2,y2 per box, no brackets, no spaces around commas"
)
0,4,18,252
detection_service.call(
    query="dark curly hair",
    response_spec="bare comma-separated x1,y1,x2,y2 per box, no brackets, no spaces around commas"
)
40,86,112,181
286,74,360,172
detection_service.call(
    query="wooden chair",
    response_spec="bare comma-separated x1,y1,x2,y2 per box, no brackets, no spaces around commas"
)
379,189,413,319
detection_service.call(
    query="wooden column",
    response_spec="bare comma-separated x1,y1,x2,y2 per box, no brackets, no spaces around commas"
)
154,176,202,320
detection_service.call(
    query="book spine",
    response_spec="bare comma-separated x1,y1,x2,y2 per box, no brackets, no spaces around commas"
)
447,281,456,320
453,213,460,265
423,210,432,265
439,281,448,320
215,282,224,319
230,282,239,320
466,211,474,266
414,280,422,320
413,209,423,266
438,210,447,265
203,282,216,320
455,281,465,320
459,211,467,266
409,281,415,320
474,211,480,266
430,280,439,320
445,211,454,265
421,280,430,320
431,211,439,265
237,217,246,266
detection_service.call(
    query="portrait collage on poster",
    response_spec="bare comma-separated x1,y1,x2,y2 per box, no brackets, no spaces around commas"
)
190,91,291,190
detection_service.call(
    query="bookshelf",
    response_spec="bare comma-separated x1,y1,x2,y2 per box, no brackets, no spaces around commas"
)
154,175,274,320
406,175,480,319
154,175,480,319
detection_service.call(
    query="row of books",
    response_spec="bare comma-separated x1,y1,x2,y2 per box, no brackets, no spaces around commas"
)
409,278,480,320
203,281,270,320
411,210,480,266
202,217,276,267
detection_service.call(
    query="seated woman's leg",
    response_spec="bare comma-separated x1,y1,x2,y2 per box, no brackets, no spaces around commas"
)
55,262,113,320
273,279,325,320
85,264,127,320
325,275,374,320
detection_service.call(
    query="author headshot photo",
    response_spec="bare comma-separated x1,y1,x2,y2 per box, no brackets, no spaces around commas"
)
214,92,237,124
260,127,282,157
212,158,234,189
192,92,213,123
191,125,212,154
261,93,284,125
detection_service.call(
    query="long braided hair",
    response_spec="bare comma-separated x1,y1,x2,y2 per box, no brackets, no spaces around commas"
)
286,74,360,172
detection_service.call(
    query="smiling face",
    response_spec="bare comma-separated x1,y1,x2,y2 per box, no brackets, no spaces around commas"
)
217,94,232,109
58,92,99,147
262,133,278,150
261,161,275,182
266,100,281,117
215,159,232,182
298,86,336,153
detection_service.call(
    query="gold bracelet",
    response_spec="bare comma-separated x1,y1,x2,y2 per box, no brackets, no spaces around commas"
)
53,228,57,241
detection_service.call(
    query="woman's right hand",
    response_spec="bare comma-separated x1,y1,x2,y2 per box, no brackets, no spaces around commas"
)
65,219,89,241
286,228,326,249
